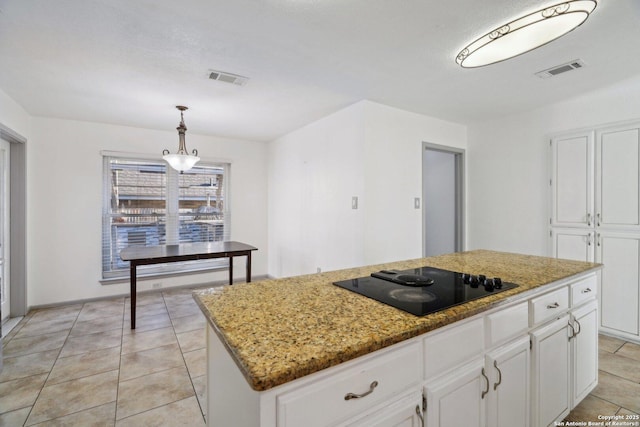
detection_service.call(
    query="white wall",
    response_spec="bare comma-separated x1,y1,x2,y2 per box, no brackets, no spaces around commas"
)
361,102,467,264
268,100,467,277
467,75,640,256
27,118,268,306
268,102,366,277
0,88,30,139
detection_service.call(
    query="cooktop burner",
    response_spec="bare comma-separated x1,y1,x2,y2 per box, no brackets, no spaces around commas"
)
333,266,518,316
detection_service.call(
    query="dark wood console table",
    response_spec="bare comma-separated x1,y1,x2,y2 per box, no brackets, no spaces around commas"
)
120,241,257,329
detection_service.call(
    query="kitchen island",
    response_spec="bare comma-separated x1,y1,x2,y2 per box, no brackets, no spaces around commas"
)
194,250,601,427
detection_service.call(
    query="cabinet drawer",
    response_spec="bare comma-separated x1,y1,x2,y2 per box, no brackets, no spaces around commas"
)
276,341,422,427
530,287,569,326
424,317,484,379
486,302,529,347
570,274,597,307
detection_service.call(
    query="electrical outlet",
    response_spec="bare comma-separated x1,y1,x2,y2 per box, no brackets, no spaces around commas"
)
352,196,358,209
317,267,322,273
152,282,162,289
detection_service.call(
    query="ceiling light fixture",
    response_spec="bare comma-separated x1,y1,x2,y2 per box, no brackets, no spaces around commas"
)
162,106,200,173
456,0,597,68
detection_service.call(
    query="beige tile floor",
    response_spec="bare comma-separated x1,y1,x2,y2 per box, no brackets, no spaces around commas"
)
2,291,639,426
1,288,209,426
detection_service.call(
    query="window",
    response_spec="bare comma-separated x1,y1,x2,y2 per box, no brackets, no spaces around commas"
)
102,155,230,279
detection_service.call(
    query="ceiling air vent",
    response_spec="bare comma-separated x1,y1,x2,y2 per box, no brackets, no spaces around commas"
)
208,70,249,86
535,59,585,79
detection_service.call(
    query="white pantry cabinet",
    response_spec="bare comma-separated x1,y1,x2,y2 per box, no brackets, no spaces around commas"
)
550,130,594,228
550,119,640,343
596,231,640,336
550,228,595,262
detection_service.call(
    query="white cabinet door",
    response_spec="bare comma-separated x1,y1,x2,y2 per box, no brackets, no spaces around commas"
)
596,124,640,230
596,232,640,336
486,337,530,427
531,315,571,427
570,300,598,407
551,132,594,227
550,228,595,262
424,359,486,427
344,390,423,427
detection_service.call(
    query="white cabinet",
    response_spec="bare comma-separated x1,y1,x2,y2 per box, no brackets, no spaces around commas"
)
344,390,423,427
530,315,571,427
551,131,594,228
423,340,531,427
486,337,530,427
550,228,595,262
424,359,486,427
596,125,640,229
276,341,422,427
204,272,599,427
596,232,640,336
550,120,640,343
570,300,598,407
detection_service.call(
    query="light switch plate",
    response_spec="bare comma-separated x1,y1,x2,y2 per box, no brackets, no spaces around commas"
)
352,196,358,209
414,198,421,209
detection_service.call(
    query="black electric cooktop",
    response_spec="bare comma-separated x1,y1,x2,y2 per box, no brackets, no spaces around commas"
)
333,266,518,316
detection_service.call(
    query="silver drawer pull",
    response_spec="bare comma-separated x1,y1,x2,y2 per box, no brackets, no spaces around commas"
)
581,288,592,294
344,381,378,400
547,302,560,309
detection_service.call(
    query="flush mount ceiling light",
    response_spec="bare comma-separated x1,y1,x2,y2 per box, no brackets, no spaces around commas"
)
162,106,200,173
456,0,597,68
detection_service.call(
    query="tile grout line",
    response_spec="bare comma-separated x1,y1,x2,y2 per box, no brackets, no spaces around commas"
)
21,303,85,426
166,289,207,423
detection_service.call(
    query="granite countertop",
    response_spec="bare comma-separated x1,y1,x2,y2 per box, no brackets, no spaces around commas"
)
193,250,600,391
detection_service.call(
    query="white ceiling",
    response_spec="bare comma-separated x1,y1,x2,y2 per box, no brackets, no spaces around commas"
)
0,0,638,141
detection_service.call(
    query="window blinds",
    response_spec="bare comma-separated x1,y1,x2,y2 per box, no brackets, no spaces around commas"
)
102,156,230,279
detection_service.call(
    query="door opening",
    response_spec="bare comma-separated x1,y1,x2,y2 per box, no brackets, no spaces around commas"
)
422,143,464,257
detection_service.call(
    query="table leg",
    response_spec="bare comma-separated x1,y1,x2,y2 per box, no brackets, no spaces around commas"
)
130,263,137,329
229,256,233,285
247,251,252,283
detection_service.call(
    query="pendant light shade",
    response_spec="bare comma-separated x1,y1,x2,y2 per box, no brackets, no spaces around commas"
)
456,0,597,68
163,106,200,172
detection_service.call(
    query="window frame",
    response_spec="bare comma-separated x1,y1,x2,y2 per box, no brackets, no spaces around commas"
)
101,152,231,280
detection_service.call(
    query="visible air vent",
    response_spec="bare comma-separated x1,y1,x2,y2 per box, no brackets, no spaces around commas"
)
535,59,585,79
208,70,249,86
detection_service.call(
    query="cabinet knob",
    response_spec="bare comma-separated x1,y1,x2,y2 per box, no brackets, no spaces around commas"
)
344,381,378,400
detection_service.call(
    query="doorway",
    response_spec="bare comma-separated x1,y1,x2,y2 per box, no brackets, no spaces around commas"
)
0,124,27,342
0,137,9,324
422,142,465,257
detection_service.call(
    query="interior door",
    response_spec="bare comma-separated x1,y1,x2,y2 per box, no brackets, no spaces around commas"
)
0,137,9,324
423,144,464,257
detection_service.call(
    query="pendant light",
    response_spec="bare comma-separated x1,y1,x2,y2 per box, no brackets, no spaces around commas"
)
456,0,597,68
163,106,200,172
